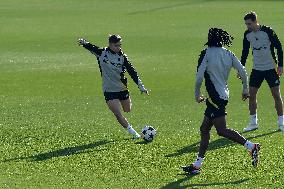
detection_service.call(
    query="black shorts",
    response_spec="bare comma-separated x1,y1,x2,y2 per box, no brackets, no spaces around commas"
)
104,90,129,102
249,69,280,88
205,97,228,120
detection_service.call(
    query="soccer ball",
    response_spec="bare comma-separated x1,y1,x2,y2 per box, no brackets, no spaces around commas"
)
141,126,157,142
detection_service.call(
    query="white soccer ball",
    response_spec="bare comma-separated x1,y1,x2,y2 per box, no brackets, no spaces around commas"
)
141,126,157,142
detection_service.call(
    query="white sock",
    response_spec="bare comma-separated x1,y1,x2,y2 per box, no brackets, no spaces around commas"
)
250,114,258,125
278,115,284,125
127,125,139,135
193,157,204,168
244,140,254,151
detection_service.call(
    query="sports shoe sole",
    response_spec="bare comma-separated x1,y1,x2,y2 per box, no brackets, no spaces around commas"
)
243,127,258,132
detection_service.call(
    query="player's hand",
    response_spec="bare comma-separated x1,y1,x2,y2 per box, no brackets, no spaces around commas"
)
77,38,88,46
237,72,241,79
141,89,149,95
139,84,149,95
195,95,205,103
242,92,250,101
277,66,283,77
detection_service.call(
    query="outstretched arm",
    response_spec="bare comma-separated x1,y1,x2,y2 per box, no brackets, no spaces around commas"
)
78,38,103,58
124,55,149,95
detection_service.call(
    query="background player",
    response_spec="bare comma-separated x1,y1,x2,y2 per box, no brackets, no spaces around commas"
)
240,11,284,132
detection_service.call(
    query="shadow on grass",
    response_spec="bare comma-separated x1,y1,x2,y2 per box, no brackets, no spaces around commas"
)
161,176,249,189
4,139,112,162
166,130,280,158
135,140,152,145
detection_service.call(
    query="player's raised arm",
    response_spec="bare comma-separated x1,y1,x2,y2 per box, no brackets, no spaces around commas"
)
123,55,149,95
77,38,103,58
241,31,250,67
195,49,207,103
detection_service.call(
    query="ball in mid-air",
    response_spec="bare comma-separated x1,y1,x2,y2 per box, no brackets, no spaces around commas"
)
141,126,157,142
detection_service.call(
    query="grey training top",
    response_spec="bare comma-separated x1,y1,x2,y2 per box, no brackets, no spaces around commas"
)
195,47,248,101
241,25,283,71
83,42,143,92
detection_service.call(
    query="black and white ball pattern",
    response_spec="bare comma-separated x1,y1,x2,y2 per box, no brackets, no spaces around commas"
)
141,126,157,142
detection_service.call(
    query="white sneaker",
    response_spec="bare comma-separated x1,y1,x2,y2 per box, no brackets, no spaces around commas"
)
243,123,258,132
132,133,141,140
279,124,284,131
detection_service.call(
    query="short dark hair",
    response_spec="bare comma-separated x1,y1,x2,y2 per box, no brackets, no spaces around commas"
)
109,34,122,43
244,11,257,21
205,28,234,47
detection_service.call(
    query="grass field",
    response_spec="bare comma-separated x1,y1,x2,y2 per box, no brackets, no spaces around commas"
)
1,0,284,188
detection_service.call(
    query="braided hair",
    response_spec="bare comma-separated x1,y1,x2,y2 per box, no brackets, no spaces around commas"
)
205,28,234,47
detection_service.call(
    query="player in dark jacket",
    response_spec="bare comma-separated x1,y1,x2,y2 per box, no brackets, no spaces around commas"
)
78,35,149,139
240,11,284,132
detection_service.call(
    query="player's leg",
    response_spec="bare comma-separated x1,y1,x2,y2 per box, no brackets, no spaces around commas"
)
106,99,128,128
270,86,284,130
249,87,259,116
181,116,213,175
198,116,214,159
118,91,140,137
270,86,283,115
182,100,215,175
213,116,260,167
106,99,140,138
266,69,284,130
118,90,132,112
244,69,264,131
120,97,132,113
214,116,247,145
194,116,214,168
246,86,259,129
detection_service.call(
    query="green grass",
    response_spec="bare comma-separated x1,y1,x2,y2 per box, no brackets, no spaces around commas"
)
1,0,284,188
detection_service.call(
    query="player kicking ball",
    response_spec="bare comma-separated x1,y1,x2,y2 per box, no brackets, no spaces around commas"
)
77,34,149,139
182,28,260,175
